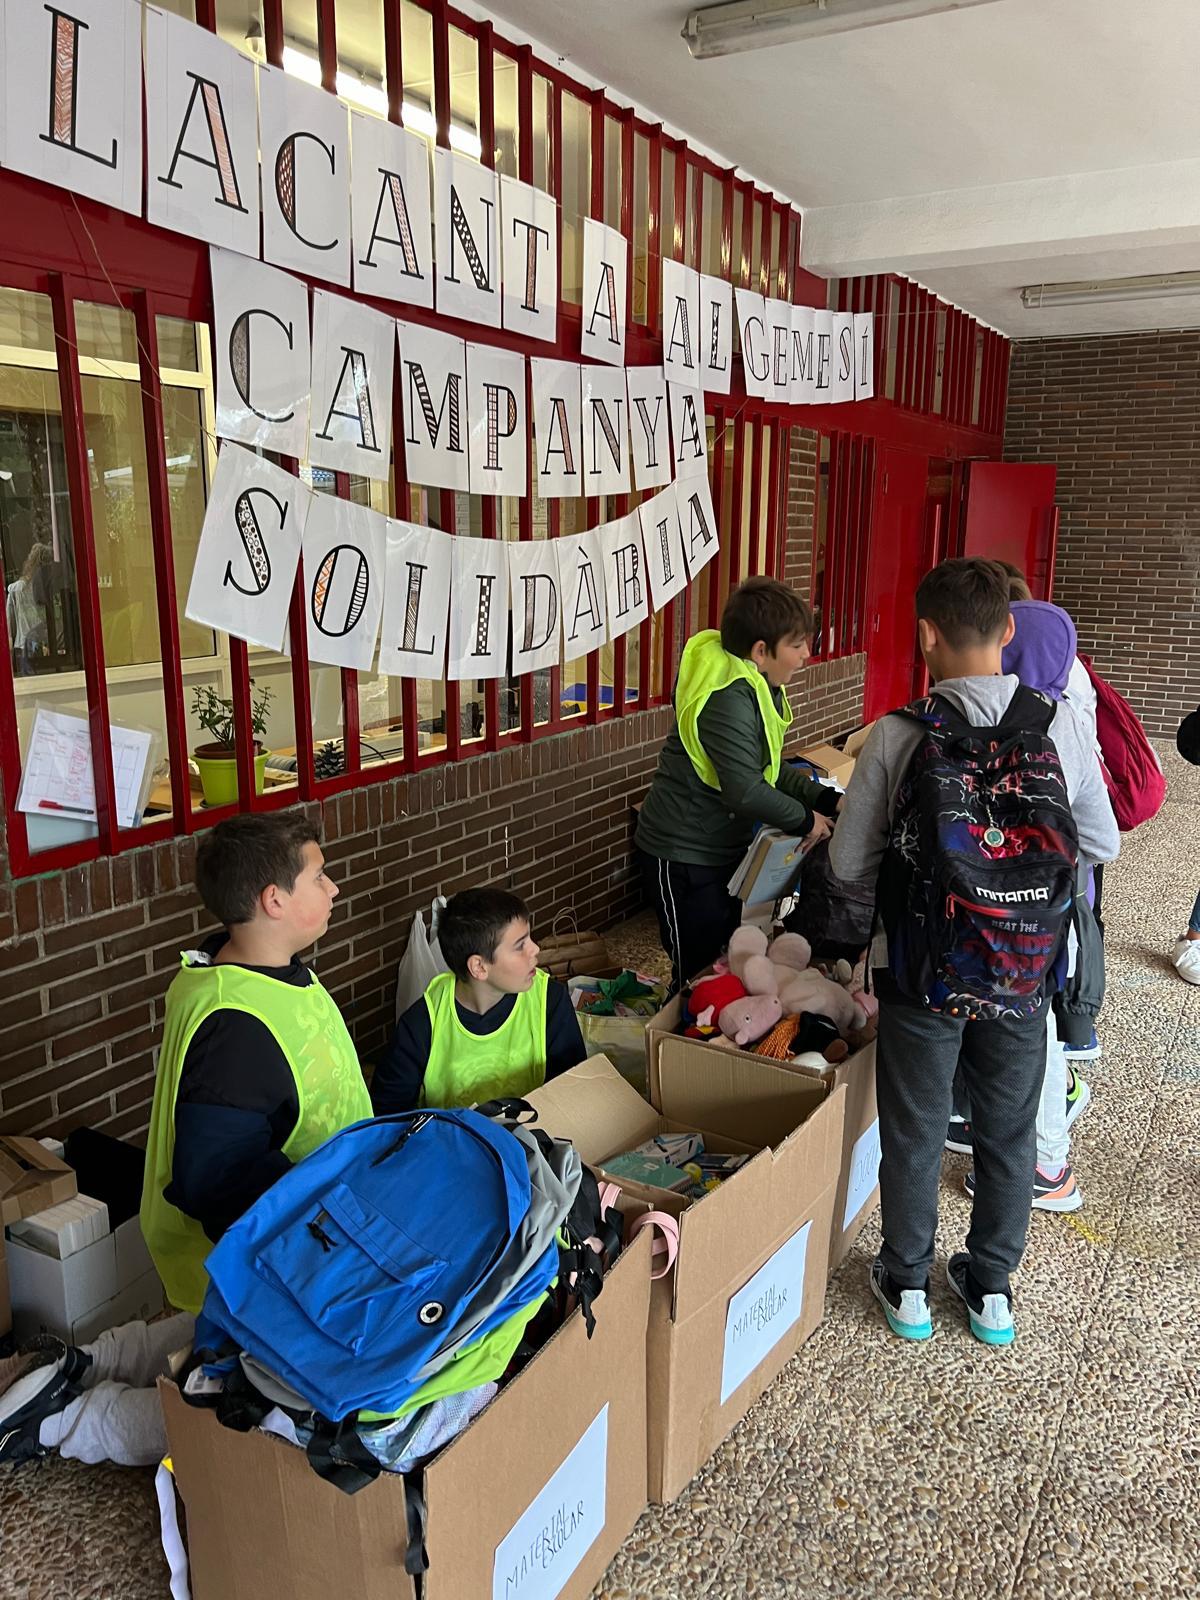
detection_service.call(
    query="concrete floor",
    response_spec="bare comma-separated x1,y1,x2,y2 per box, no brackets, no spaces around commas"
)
3,747,1198,1599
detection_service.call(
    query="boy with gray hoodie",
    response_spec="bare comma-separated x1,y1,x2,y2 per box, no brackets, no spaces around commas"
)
831,559,1119,1347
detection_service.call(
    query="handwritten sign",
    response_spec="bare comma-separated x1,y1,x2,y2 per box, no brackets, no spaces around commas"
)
843,1116,881,1231
492,1404,608,1600
720,1222,810,1405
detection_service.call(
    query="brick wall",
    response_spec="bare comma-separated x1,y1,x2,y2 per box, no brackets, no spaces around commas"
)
0,428,867,1144
1004,331,1200,737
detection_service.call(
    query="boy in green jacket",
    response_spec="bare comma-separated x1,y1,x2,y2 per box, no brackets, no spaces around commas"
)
636,576,837,991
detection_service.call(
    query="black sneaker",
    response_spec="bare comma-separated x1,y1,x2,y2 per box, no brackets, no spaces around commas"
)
945,1117,973,1155
0,1336,91,1465
869,1258,932,1340
946,1253,1014,1346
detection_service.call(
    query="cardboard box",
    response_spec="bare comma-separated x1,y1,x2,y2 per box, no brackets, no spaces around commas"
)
7,1213,165,1343
794,742,856,790
0,1136,76,1225
649,998,880,1279
160,1229,652,1600
843,720,877,760
532,1052,844,1504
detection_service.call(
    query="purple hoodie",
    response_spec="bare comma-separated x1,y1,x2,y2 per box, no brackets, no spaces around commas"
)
1002,600,1077,700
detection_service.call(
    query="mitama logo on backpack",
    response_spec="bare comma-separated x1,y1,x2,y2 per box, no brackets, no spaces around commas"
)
1077,652,1166,832
877,687,1079,1021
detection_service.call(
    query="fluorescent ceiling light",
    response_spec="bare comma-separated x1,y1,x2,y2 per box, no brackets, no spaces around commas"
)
683,0,1006,59
1020,271,1200,309
280,44,482,157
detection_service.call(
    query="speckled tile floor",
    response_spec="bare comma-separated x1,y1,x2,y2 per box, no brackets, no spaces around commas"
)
3,747,1198,1600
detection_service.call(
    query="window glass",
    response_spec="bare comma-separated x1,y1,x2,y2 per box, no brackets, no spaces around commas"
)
560,92,590,305
401,0,435,149
532,77,551,190
216,0,263,61
336,0,387,116
702,171,722,277
632,133,649,324
660,147,676,266
448,26,480,159
604,117,622,231
493,52,519,178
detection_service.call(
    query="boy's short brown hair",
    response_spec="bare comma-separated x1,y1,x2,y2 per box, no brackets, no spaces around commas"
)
915,558,1011,649
720,577,814,658
439,887,531,981
195,813,321,927
995,560,1033,602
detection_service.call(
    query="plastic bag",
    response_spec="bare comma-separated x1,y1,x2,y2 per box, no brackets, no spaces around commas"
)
394,898,449,1021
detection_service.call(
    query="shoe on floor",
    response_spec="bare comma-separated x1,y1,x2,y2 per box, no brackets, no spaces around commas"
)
1063,1027,1102,1062
0,1335,90,1465
1172,937,1200,986
945,1116,973,1155
963,1164,1084,1213
946,1253,1014,1346
870,1258,932,1341
1064,1064,1092,1132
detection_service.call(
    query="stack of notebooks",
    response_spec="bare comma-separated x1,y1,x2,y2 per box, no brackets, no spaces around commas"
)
727,827,806,905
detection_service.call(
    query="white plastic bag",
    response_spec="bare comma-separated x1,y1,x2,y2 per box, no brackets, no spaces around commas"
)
394,897,449,1021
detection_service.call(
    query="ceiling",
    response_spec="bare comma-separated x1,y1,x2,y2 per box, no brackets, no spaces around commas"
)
471,0,1200,336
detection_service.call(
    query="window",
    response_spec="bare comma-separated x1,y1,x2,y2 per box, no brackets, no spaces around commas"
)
560,92,590,304
811,433,874,661
493,51,519,177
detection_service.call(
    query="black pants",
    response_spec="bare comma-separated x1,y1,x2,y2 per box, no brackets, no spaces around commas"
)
874,976,1048,1295
640,851,742,995
1092,862,1106,944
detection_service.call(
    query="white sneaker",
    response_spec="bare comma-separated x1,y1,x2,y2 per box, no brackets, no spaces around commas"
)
1172,937,1200,985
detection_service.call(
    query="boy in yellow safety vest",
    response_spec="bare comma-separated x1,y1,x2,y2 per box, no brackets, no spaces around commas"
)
373,887,587,1113
0,814,370,1468
636,576,839,992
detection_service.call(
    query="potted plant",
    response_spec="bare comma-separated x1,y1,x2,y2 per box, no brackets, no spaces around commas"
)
190,682,274,806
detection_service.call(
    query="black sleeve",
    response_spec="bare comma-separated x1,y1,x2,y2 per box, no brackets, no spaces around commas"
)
371,997,434,1115
545,978,588,1081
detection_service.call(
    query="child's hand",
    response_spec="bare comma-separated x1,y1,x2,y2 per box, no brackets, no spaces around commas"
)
803,811,833,852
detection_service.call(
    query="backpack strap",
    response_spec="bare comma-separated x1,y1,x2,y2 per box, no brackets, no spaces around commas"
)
996,683,1055,737
472,1096,539,1125
304,1415,384,1496
627,1209,681,1281
898,686,1054,742
403,1470,431,1584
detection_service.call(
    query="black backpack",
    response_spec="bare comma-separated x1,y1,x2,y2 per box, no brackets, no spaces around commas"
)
877,687,1079,1021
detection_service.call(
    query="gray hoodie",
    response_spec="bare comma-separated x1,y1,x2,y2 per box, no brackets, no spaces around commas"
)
830,674,1121,893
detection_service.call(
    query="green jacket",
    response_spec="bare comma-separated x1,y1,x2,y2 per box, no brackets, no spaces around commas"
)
636,675,837,868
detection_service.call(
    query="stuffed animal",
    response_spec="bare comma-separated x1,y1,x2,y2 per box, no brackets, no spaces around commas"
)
730,925,865,1036
717,993,782,1049
775,967,865,1034
688,972,747,1029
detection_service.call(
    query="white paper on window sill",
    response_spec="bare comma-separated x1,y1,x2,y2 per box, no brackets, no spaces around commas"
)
16,707,155,830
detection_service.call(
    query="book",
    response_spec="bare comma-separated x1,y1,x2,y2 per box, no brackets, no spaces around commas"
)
727,827,805,904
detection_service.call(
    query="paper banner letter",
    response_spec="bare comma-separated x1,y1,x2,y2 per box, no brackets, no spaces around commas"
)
602,511,649,640
309,290,395,479
699,274,733,397
500,175,558,343
555,528,608,658
669,384,707,484
662,259,701,387
351,112,434,309
185,444,309,652
813,309,834,401
379,519,453,678
639,484,688,611
397,320,470,493
531,359,583,500
508,539,562,675
790,304,817,405
2,0,142,215
302,494,386,671
435,149,501,329
766,299,794,403
677,472,720,579
260,65,351,287
211,247,311,458
581,365,631,496
625,365,672,492
466,343,527,497
830,310,856,403
145,6,259,257
580,220,628,367
853,310,875,400
448,536,510,681
735,288,770,399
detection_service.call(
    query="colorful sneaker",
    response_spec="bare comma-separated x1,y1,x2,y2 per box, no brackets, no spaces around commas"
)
869,1258,932,1341
945,1117,973,1155
963,1164,1084,1213
1172,937,1200,986
0,1335,90,1466
1064,1064,1092,1132
946,1252,1014,1346
1063,1028,1101,1062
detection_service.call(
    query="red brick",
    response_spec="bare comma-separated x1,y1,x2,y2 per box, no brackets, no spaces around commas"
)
51,1003,153,1061
41,904,145,957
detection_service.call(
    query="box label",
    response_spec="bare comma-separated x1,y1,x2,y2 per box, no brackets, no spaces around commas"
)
720,1221,810,1405
843,1117,882,1232
492,1404,608,1600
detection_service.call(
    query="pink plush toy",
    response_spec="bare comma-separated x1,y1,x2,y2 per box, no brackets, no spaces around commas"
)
717,993,783,1049
728,924,866,1037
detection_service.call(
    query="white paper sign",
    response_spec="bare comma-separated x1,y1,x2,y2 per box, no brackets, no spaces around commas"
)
351,112,434,309
491,1405,608,1600
735,289,770,399
625,366,672,492
843,1116,882,1231
790,304,818,405
378,519,452,679
580,219,628,367
669,384,707,484
661,258,701,387
508,539,562,675
765,298,794,403
500,175,558,343
699,274,733,397
309,290,395,479
639,485,688,611
397,320,470,493
16,709,153,832
467,343,527,496
830,310,856,404
853,310,875,401
145,6,260,257
720,1221,810,1405
259,65,351,287
676,473,720,579
210,247,311,457
303,494,386,671
555,529,608,659
581,365,631,496
531,359,583,500
813,309,835,402
448,535,510,680
435,149,501,328
185,444,309,652
3,0,142,215
601,511,648,640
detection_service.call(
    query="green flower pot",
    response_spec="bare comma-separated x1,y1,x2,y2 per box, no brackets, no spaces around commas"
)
193,744,268,806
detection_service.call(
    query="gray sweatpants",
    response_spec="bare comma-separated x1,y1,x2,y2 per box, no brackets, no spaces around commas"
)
39,1313,194,1467
875,983,1048,1295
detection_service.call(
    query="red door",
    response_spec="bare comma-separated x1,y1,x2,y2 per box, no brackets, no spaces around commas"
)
863,448,930,722
960,462,1059,598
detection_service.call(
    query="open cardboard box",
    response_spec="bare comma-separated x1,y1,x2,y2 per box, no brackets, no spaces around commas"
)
843,720,877,760
0,1136,76,1226
794,741,857,791
648,995,880,1279
161,1226,652,1600
7,1213,165,1344
531,1052,844,1505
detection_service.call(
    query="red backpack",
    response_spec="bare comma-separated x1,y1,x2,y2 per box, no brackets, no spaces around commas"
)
1077,653,1166,831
